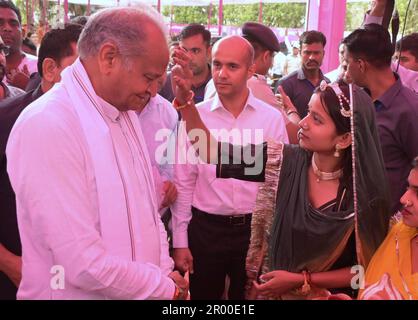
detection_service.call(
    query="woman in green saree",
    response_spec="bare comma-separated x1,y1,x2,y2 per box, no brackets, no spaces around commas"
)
171,46,391,299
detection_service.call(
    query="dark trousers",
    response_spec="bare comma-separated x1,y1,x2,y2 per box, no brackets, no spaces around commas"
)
188,207,251,300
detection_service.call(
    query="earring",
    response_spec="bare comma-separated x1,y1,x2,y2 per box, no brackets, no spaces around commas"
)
334,145,341,158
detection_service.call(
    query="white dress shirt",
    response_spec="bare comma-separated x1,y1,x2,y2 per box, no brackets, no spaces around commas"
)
284,54,301,75
271,51,286,76
172,91,288,248
137,94,179,209
7,76,175,299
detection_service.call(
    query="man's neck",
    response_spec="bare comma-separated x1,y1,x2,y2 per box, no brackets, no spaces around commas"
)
255,66,268,76
302,67,321,85
219,88,250,118
366,68,396,101
6,50,24,71
192,65,210,88
41,79,52,94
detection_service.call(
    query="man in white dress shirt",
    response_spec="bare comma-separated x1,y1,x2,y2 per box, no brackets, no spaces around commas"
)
6,5,188,300
172,36,288,300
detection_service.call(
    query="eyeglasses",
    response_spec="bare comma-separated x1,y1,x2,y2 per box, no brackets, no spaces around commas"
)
0,45,10,56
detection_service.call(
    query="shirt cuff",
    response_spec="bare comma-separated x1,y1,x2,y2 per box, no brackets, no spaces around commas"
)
172,231,189,248
159,276,177,300
364,13,383,26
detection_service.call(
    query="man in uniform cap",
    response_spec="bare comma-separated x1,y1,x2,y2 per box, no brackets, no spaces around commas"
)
242,22,298,143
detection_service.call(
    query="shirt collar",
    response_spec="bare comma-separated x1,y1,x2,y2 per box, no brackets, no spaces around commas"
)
296,68,327,81
96,95,121,122
32,84,44,100
375,73,402,110
1,82,10,97
253,74,267,81
210,89,258,113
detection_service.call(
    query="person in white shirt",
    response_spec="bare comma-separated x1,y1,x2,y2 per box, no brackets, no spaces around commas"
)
283,44,301,76
271,50,286,83
325,42,346,83
137,91,179,214
171,35,288,300
0,1,37,90
6,5,188,300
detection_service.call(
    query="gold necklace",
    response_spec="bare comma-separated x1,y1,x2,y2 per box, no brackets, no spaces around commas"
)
311,155,343,183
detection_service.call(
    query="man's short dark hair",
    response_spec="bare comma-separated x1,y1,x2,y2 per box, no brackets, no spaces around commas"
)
343,23,393,69
0,0,21,24
299,30,326,49
396,33,418,61
71,15,89,26
179,24,211,47
37,23,83,77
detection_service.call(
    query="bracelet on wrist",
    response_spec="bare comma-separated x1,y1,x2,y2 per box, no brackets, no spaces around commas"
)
173,91,195,111
287,109,300,118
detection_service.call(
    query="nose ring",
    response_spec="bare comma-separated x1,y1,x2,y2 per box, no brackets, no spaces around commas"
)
404,200,412,208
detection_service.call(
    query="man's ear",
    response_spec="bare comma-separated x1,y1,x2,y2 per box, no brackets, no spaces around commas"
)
97,42,119,75
42,57,58,83
247,63,256,80
358,58,367,74
262,50,270,63
206,45,212,63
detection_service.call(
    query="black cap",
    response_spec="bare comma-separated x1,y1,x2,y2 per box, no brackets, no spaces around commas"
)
242,22,280,52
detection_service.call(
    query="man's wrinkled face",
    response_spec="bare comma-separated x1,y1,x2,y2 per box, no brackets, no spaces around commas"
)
0,8,22,53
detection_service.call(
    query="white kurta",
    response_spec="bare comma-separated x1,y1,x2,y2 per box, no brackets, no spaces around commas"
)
6,61,175,300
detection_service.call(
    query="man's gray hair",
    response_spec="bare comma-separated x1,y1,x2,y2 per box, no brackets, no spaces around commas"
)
78,4,168,62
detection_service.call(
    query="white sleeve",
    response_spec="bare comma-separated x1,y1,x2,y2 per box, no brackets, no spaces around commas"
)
271,111,289,144
158,215,175,275
170,122,198,248
6,114,175,300
363,12,383,26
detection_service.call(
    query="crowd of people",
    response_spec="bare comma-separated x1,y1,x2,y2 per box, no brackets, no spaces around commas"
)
0,0,417,300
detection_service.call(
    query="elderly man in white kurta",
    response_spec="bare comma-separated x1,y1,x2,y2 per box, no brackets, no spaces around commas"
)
6,6,188,300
